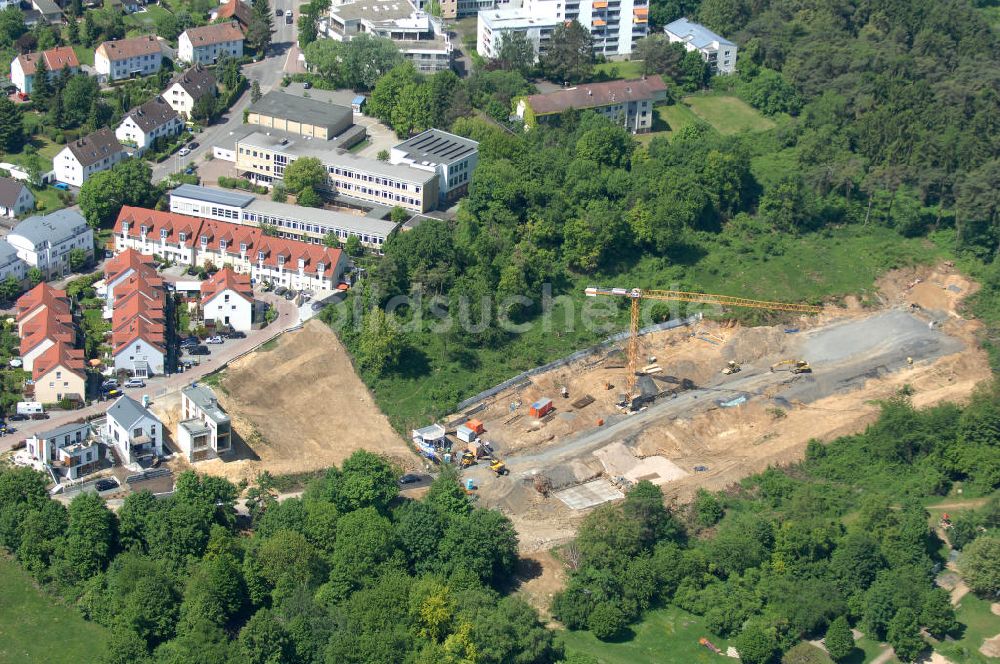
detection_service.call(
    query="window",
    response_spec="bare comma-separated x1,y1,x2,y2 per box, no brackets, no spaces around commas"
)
160,228,168,239
258,250,265,261
240,242,248,252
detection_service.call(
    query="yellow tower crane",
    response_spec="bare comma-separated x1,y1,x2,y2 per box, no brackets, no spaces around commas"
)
584,287,823,400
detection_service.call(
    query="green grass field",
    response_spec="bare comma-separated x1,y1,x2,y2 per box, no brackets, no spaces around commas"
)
30,186,68,215
0,557,109,664
932,593,1000,663
684,94,775,134
71,45,95,67
593,60,645,80
125,5,173,34
638,103,701,144
559,606,735,664
2,133,64,172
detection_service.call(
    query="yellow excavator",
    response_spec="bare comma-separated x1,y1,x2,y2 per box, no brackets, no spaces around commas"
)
460,451,476,468
489,458,509,476
770,359,812,374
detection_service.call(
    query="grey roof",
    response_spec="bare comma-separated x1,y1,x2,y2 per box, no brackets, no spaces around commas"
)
248,91,353,133
664,18,735,48
36,421,91,442
106,395,154,429
11,209,88,247
183,383,230,425
123,96,180,133
392,129,478,166
0,240,20,268
170,66,217,100
179,419,212,437
238,130,437,184
332,0,416,22
0,176,28,207
31,0,62,16
65,128,125,168
171,183,255,208
246,199,399,237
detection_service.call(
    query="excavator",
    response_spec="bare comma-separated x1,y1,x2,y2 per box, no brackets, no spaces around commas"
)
460,451,476,468
770,359,812,374
721,360,741,375
489,458,509,476
585,287,821,402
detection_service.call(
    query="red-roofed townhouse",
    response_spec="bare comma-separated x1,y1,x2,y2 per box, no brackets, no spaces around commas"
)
201,267,254,331
33,343,86,404
103,246,167,377
15,282,72,337
114,208,199,266
20,312,75,372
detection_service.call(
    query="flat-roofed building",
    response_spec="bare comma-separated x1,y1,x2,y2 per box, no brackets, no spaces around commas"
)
234,130,439,212
390,128,478,204
246,91,354,140
477,8,559,61
168,184,398,248
178,383,232,461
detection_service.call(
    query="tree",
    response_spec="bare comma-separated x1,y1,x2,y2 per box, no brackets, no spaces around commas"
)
886,608,924,663
250,80,262,103
0,6,26,46
296,185,322,207
247,0,274,54
575,122,635,168
439,508,519,586
68,248,88,272
391,81,434,137
55,492,117,583
79,159,157,227
0,97,24,151
734,623,777,664
693,488,724,526
63,74,102,128
678,50,710,91
283,156,326,193
303,38,342,82
341,34,402,90
588,602,626,640
495,31,534,76
192,92,217,123
395,500,446,573
390,206,408,224
824,616,854,662
0,275,21,302
26,267,43,287
698,0,750,36
32,56,51,103
541,20,593,84
377,149,389,162
368,63,417,125
425,465,471,517
960,535,1000,596
358,307,405,375
336,450,399,513
920,588,957,639
345,234,363,257
632,34,685,78
238,609,295,664
322,231,340,248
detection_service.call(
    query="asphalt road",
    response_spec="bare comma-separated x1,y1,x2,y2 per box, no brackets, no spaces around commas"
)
152,0,301,180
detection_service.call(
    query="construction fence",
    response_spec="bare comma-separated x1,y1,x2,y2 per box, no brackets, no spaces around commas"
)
455,313,703,413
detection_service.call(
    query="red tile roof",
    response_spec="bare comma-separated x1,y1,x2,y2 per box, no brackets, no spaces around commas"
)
201,267,253,305
33,342,85,382
16,283,71,324
15,46,80,76
183,22,246,46
21,314,74,356
104,248,161,284
216,0,253,27
113,317,166,355
523,76,668,116
104,247,167,357
113,290,165,329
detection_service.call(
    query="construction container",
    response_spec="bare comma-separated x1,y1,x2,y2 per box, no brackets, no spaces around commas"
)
456,425,476,443
529,398,553,418
465,478,475,490
466,418,485,434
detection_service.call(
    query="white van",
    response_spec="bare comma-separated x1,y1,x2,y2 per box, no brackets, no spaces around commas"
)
16,401,44,415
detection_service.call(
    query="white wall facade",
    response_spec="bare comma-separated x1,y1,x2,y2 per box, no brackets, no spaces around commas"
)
106,409,163,464
113,337,165,376
203,289,253,331
54,146,126,187
7,224,94,278
178,35,244,65
115,114,184,154
0,187,35,217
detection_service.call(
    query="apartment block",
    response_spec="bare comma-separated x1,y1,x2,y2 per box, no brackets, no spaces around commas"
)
516,75,667,133
664,18,736,75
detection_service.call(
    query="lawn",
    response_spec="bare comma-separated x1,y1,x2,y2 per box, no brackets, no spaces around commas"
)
932,593,1000,664
30,185,69,215
638,103,701,144
684,94,776,135
593,60,645,80
0,556,109,664
125,5,173,34
559,605,735,664
2,133,64,172
71,45,95,67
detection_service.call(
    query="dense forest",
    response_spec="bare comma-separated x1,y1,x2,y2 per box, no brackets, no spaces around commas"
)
0,453,562,664
552,386,1000,662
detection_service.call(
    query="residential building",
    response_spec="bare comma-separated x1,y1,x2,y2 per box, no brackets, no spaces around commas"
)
234,130,440,212
19,307,74,371
26,422,100,482
15,282,71,337
479,0,648,58
178,22,245,65
212,0,253,30
0,176,35,217
247,91,355,141
95,36,164,81
30,0,62,23
114,207,349,291
32,342,85,404
515,75,667,133
164,66,218,118
321,0,452,73
103,251,167,377
10,46,80,94
53,128,128,187
116,96,183,155
104,395,162,465
0,240,27,285
168,184,399,249
389,129,478,204
664,18,736,75
201,266,254,331
177,383,232,461
7,209,94,279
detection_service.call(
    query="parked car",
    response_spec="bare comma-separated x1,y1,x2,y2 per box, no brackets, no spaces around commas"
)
285,11,293,23
188,345,210,356
102,379,119,390
30,413,50,420
274,286,287,296
206,336,224,344
124,378,146,388
178,146,191,157
225,330,247,339
311,301,326,312
399,473,421,485
284,289,297,300
303,81,312,89
188,141,199,150
105,388,122,398
95,478,119,492
184,166,196,175
180,336,199,347
8,413,28,421
275,7,282,14
0,425,16,436
53,182,70,191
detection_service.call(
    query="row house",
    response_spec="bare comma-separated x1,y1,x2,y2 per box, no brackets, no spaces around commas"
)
201,267,254,332
103,249,167,377
15,283,85,403
114,207,348,292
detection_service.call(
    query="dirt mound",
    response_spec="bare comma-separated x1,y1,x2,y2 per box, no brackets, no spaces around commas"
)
188,320,416,484
721,325,789,363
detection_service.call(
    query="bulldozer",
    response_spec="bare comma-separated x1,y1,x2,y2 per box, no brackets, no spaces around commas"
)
489,458,509,476
721,360,741,375
460,451,476,468
770,359,812,374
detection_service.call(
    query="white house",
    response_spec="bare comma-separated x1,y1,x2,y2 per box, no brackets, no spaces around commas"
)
0,176,35,218
10,46,80,95
0,240,27,285
164,66,217,118
7,209,94,279
104,395,163,466
94,36,163,81
201,266,254,332
54,128,128,187
178,22,245,65
112,315,166,377
177,383,232,462
115,96,183,155
26,422,100,482
664,18,737,75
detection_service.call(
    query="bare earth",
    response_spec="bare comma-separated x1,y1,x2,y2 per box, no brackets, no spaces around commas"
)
162,320,416,484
